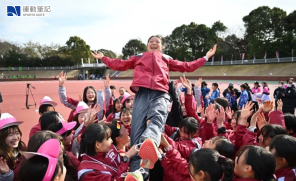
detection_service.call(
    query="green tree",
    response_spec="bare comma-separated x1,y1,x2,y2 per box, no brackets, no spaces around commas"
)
122,39,146,59
243,6,287,58
65,36,91,65
163,21,227,61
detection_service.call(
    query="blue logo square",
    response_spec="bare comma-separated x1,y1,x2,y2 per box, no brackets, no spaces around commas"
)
7,6,21,16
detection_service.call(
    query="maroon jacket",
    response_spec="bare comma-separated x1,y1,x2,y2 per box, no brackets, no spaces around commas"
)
101,52,206,93
29,123,41,138
78,144,129,181
274,167,296,181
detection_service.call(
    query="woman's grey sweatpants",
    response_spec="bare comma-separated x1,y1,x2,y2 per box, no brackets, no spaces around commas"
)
129,87,171,176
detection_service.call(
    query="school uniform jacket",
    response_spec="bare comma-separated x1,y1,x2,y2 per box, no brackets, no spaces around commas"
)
101,52,207,93
78,144,129,181
275,167,296,181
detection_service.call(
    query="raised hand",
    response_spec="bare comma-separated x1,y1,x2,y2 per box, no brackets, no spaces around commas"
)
225,107,234,119
180,76,192,95
206,104,216,124
263,101,273,113
0,157,10,174
58,71,67,86
79,92,83,101
194,78,202,87
239,102,254,125
277,99,283,111
89,104,101,115
216,106,225,128
250,107,263,128
206,45,217,59
91,51,104,60
104,75,110,88
257,112,267,130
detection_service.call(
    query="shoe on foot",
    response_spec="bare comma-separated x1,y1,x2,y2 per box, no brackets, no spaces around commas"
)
139,139,160,169
125,172,143,181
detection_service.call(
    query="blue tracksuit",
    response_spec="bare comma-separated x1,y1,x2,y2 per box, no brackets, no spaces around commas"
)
201,87,210,107
209,89,220,103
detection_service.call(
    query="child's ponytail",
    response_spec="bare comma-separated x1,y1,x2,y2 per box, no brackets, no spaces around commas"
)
79,133,86,154
218,156,234,181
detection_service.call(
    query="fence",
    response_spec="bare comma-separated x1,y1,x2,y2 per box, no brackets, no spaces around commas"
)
0,57,295,71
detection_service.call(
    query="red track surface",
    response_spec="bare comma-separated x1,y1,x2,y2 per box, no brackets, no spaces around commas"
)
0,80,277,144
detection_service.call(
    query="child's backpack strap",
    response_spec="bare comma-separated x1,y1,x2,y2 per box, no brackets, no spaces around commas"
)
191,138,202,149
170,128,180,140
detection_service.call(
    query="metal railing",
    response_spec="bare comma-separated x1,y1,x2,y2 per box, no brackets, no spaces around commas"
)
0,57,295,71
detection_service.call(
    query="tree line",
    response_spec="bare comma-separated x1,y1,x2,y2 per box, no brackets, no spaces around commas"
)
0,6,295,67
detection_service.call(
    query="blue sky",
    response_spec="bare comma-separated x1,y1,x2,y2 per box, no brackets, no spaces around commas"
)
0,0,295,55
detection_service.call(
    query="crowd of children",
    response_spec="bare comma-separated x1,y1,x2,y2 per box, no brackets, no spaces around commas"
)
1,35,296,181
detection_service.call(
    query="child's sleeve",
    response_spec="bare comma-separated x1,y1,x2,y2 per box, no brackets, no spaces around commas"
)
185,94,202,123
58,86,78,109
0,169,14,181
168,57,206,72
101,56,136,71
97,90,105,120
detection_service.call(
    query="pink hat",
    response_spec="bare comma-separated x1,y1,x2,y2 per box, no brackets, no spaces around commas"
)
74,101,89,116
0,113,23,130
55,121,77,135
121,92,134,104
22,139,60,181
40,96,57,107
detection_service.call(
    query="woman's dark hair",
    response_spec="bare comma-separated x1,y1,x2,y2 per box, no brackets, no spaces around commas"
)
28,131,77,181
179,117,199,137
284,113,296,135
108,120,121,146
47,122,72,138
19,155,63,181
228,85,235,95
240,84,247,90
212,83,220,91
80,124,111,156
112,98,121,114
261,124,287,144
110,85,116,90
211,136,235,159
83,86,97,104
262,81,270,90
148,35,163,45
254,81,259,86
189,148,233,181
0,126,26,169
40,111,62,130
236,146,276,181
120,108,132,118
278,81,284,85
214,97,230,110
201,81,207,87
39,104,55,115
244,82,250,88
270,135,296,167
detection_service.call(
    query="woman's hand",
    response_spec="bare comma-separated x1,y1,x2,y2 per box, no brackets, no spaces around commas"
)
0,157,10,175
91,51,104,59
206,104,217,124
263,101,273,113
238,102,254,126
206,45,217,59
58,71,67,87
125,145,139,159
180,76,192,95
277,99,283,111
225,107,234,119
194,78,202,87
216,106,225,128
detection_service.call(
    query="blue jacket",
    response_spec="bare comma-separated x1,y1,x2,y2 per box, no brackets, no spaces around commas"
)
238,90,249,109
209,89,220,103
226,93,237,109
201,87,210,107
